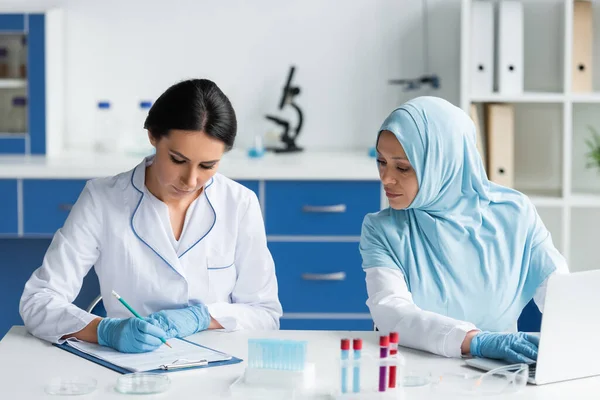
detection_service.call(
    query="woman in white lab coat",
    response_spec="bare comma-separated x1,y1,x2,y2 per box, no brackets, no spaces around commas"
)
20,79,282,353
360,96,568,364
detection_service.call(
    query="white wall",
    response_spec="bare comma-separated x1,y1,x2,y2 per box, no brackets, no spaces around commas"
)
4,0,463,152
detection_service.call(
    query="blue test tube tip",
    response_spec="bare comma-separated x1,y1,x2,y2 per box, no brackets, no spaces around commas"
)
341,339,350,394
353,338,363,393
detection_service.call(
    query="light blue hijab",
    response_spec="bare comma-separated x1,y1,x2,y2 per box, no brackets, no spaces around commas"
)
360,96,560,332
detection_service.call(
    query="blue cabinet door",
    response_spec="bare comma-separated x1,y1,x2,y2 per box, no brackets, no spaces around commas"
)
23,180,88,235
280,318,373,331
265,181,380,236
0,180,18,235
268,241,368,313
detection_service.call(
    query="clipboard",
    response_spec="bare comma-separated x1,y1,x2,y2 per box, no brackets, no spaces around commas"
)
53,338,243,374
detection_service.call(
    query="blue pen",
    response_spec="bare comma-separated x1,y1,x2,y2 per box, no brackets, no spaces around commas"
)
341,338,350,393
353,338,362,393
111,290,172,348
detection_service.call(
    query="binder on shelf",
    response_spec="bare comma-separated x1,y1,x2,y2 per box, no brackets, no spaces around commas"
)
496,1,524,94
572,0,593,92
470,1,495,96
470,103,487,168
485,103,514,188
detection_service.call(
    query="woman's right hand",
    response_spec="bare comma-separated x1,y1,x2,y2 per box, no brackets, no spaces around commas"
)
470,331,539,364
97,317,167,353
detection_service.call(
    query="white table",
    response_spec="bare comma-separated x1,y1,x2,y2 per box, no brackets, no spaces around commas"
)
0,326,597,399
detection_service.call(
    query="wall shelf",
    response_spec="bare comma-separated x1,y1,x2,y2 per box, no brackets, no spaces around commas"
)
461,0,600,266
470,92,565,103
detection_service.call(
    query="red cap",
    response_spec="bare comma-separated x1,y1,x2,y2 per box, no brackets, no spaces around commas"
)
341,338,350,350
380,335,389,346
353,338,363,350
389,332,399,343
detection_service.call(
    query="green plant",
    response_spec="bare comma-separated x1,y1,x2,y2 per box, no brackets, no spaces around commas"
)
585,125,600,171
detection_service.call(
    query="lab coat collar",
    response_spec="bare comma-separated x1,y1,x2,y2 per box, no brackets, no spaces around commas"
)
130,157,184,279
129,157,217,277
177,177,216,259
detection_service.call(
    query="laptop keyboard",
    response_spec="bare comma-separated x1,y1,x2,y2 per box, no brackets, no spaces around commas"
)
529,364,536,378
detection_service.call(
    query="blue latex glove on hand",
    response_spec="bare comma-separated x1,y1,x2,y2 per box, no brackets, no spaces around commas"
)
146,304,211,339
470,331,539,364
97,317,167,353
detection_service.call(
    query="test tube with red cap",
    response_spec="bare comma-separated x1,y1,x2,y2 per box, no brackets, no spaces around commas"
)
341,338,350,393
379,335,389,392
389,332,399,388
352,338,362,393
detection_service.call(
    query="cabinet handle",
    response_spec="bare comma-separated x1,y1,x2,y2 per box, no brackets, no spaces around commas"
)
302,204,347,213
301,272,346,281
58,203,73,211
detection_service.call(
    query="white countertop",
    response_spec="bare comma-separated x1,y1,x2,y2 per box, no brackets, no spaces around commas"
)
2,326,598,399
0,149,380,180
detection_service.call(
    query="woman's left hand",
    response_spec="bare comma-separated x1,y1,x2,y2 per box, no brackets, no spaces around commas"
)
146,304,211,339
470,331,539,364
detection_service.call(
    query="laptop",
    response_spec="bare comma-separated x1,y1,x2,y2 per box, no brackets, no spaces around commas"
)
465,269,600,385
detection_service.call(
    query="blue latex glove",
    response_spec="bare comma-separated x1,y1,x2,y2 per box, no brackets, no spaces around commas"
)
470,331,539,364
97,317,167,353
146,304,211,339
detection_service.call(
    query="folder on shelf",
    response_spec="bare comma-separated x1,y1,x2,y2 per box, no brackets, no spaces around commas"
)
470,103,487,168
572,0,593,92
470,0,495,96
54,337,243,374
496,1,524,94
485,103,514,188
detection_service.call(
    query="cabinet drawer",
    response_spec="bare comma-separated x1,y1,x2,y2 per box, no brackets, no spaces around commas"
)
265,181,380,236
0,180,18,235
23,179,88,235
269,242,368,313
280,318,373,331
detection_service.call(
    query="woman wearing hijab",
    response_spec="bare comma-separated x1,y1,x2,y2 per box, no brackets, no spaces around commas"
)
360,96,568,364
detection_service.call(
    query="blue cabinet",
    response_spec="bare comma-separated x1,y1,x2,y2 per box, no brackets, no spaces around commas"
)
266,180,381,331
0,180,18,235
265,181,381,236
269,241,368,313
0,176,382,335
280,319,373,331
23,179,87,235
0,13,46,155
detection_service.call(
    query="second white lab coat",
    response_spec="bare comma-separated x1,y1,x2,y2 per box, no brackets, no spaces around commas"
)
20,157,282,343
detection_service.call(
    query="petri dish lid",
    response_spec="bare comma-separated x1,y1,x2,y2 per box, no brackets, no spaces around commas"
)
44,376,97,396
115,372,170,395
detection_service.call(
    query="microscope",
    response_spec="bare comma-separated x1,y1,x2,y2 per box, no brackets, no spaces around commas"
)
265,66,304,153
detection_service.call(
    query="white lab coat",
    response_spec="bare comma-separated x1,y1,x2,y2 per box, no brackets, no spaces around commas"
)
366,255,569,358
20,157,282,344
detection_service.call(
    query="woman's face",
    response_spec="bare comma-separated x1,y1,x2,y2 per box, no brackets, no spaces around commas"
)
376,130,419,209
148,129,225,203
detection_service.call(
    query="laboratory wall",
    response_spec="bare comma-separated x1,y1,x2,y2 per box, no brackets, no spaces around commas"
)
3,0,462,151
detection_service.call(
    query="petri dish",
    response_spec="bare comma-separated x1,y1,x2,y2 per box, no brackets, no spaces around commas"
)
44,376,97,395
402,374,431,387
115,372,170,395
401,369,432,387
